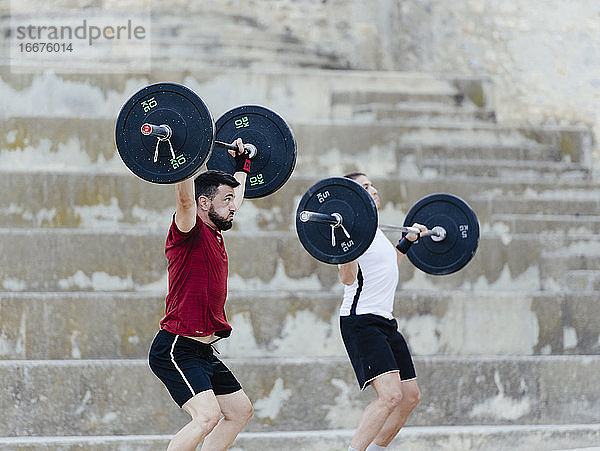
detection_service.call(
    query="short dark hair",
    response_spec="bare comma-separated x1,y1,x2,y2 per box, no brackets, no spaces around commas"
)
344,172,366,181
194,170,240,201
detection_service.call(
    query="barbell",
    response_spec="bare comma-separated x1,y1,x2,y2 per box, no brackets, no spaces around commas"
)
295,177,480,275
114,82,297,198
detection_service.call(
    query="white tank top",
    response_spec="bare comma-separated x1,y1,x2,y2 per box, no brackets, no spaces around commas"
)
340,228,398,319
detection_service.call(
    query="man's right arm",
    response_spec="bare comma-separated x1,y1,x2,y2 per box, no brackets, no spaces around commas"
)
174,178,197,233
338,261,358,285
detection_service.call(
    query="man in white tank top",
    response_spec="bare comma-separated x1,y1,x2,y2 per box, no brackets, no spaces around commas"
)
339,173,425,451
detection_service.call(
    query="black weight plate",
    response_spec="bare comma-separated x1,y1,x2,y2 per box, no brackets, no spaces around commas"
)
403,193,479,275
207,105,297,198
296,177,378,264
115,83,214,184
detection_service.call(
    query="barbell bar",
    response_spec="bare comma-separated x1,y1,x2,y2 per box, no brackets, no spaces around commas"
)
140,122,258,158
298,210,342,226
299,210,447,241
378,224,447,242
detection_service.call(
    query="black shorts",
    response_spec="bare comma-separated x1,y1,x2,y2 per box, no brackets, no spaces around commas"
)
148,329,242,407
340,314,417,390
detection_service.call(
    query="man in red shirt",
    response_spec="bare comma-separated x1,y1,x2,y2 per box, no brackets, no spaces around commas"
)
149,138,253,451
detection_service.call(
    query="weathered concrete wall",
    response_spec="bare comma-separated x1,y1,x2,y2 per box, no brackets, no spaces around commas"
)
391,2,600,141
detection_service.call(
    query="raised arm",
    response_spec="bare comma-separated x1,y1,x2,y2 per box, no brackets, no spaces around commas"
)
233,171,247,211
174,178,197,233
229,138,249,210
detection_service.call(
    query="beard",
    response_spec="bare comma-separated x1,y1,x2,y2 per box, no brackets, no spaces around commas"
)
208,205,233,231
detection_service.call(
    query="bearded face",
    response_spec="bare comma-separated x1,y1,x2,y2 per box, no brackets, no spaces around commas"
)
208,203,234,231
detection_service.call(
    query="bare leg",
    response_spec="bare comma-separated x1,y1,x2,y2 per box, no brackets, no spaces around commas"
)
349,372,404,451
168,390,221,451
371,379,420,447
200,389,253,450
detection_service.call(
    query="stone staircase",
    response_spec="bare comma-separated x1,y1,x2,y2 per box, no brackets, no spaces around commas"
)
2,62,600,451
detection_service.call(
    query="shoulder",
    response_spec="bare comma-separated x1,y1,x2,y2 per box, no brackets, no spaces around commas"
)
358,228,394,261
166,214,204,246
367,228,391,250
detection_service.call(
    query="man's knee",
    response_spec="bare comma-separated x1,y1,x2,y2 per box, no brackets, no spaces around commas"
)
233,398,254,425
221,394,254,426
244,402,254,423
378,388,404,411
403,383,421,409
191,409,222,434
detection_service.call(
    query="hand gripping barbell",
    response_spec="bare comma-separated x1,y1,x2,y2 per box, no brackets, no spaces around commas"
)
115,82,297,198
295,177,480,275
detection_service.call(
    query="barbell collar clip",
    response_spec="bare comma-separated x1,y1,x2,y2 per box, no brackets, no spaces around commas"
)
430,226,447,242
300,210,350,247
141,123,172,140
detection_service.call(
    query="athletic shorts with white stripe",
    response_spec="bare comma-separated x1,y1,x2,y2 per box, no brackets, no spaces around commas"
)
149,329,242,407
340,314,417,391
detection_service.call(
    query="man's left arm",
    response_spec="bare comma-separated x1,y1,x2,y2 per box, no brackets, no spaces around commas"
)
233,172,247,210
229,138,249,210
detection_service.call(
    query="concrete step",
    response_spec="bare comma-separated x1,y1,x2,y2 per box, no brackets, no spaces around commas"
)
1,117,592,180
1,290,598,360
541,245,600,292
1,424,599,451
0,4,347,71
332,90,464,109
406,143,567,162
1,229,599,292
419,158,591,181
0,170,300,232
347,103,497,124
2,171,600,231
489,213,600,235
0,67,487,123
139,1,404,71
565,270,600,292
469,196,600,235
330,86,496,124
152,37,342,70
1,356,599,435
293,122,592,175
471,196,600,217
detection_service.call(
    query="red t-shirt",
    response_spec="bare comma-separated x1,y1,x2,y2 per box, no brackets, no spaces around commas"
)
159,215,232,338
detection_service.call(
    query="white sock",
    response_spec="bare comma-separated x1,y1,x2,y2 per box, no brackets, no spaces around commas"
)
366,444,387,450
